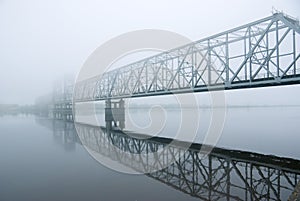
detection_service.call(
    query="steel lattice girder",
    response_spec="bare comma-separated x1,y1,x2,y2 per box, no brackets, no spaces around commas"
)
72,13,300,102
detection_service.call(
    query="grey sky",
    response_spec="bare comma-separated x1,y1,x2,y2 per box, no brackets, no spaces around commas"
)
0,0,299,104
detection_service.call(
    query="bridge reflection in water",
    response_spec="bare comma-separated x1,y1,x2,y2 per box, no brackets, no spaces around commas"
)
36,118,300,201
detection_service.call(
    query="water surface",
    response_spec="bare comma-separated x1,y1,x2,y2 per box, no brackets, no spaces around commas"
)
0,106,300,201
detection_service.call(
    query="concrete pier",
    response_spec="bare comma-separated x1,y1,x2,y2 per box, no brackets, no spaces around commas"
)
105,99,125,130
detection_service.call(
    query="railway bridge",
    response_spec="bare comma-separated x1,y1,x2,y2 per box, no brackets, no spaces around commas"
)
53,12,300,126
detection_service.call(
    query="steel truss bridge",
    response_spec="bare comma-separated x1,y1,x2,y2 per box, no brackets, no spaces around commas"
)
74,12,300,102
36,118,300,201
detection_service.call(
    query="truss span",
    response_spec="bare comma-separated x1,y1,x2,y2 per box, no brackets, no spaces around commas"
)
74,13,300,102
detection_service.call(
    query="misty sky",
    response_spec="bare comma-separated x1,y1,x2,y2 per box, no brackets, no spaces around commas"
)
0,0,300,105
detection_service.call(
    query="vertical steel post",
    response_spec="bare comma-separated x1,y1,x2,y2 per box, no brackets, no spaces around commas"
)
208,40,211,86
226,33,229,86
276,21,280,77
249,28,252,82
266,31,270,78
244,31,248,81
293,30,296,75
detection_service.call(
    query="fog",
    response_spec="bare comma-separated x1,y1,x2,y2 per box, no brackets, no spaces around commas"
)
0,0,299,104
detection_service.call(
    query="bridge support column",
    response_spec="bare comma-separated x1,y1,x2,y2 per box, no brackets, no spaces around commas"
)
105,99,125,130
53,102,73,122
